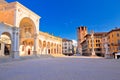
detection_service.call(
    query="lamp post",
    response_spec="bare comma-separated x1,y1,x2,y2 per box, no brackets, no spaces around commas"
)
91,31,95,56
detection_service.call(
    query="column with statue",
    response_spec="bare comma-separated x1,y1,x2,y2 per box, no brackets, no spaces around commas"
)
104,37,111,59
91,31,96,56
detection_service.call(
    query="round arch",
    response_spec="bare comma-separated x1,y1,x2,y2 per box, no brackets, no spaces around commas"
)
47,42,50,54
19,17,36,56
57,44,59,54
0,32,12,56
19,17,37,39
1,32,12,40
39,40,42,48
59,44,62,54
51,43,53,54
47,42,50,48
43,41,46,48
54,43,56,54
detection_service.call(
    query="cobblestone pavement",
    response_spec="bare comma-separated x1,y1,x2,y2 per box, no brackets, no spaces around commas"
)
0,57,120,80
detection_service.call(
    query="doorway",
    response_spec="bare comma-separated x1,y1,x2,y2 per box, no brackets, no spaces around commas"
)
48,49,50,54
28,49,31,55
4,44,10,56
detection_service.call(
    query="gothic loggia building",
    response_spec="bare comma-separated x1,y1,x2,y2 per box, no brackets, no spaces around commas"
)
0,0,62,58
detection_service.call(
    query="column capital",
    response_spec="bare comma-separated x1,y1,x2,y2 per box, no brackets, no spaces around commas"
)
34,33,39,39
12,27,19,32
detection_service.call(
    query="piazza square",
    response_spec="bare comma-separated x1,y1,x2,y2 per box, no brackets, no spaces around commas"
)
0,0,120,80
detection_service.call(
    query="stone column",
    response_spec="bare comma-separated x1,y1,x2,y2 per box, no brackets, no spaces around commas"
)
91,31,95,56
12,27,19,59
33,33,38,56
46,48,48,54
57,45,58,54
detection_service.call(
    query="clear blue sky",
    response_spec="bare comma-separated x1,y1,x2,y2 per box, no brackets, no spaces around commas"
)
7,0,120,40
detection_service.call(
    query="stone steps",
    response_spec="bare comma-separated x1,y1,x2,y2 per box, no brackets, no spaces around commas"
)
50,54,65,57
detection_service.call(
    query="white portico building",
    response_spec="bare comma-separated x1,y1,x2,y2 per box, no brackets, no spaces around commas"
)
0,0,62,58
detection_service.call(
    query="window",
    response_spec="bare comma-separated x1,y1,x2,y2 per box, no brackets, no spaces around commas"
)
96,44,100,47
96,44,98,47
95,48,101,51
65,47,67,49
99,44,100,47
118,46,120,50
118,40,120,44
111,43,114,46
117,33,119,37
112,34,113,37
65,50,67,53
98,40,100,42
96,40,97,43
64,43,67,45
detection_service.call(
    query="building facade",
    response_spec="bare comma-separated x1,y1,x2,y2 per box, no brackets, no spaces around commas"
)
107,28,120,53
77,26,87,54
81,32,107,56
62,39,73,56
0,0,62,58
38,31,62,55
101,34,108,55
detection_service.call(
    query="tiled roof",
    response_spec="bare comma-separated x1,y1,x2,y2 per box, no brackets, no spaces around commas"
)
62,38,72,42
107,28,120,34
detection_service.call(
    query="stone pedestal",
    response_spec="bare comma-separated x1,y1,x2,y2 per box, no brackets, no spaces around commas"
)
105,54,113,59
104,43,112,59
12,51,19,59
33,51,37,56
92,51,96,56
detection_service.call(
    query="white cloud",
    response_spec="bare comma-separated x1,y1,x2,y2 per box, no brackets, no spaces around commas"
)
72,40,77,46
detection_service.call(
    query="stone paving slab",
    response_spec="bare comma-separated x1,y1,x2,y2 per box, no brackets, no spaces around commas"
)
0,57,120,80
0,54,54,64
